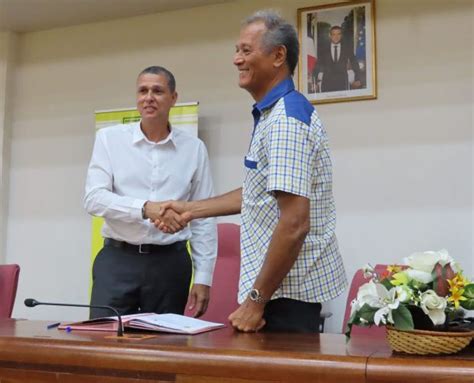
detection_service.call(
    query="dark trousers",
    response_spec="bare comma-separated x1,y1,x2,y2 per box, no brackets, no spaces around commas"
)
90,240,191,319
263,298,322,333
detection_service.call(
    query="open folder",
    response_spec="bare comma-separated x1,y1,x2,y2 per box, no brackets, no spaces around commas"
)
58,313,225,335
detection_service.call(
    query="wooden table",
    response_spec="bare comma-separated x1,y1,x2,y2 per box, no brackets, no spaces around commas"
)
0,319,472,383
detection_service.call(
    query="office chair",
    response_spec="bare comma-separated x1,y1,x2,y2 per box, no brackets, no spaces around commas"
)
0,264,20,318
186,223,240,324
186,223,332,333
342,264,388,337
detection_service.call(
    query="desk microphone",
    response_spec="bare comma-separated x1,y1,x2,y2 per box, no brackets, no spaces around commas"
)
24,298,124,337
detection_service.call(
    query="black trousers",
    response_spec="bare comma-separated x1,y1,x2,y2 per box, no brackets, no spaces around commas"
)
90,240,191,319
263,298,322,333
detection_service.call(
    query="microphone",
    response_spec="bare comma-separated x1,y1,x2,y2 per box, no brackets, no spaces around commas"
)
24,298,124,337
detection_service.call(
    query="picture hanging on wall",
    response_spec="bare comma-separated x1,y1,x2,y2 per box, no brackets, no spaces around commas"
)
297,0,377,104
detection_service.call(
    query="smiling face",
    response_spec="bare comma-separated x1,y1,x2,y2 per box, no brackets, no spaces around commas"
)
233,21,280,101
136,73,177,123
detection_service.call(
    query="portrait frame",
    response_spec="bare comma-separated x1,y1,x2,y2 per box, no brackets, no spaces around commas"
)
297,0,377,104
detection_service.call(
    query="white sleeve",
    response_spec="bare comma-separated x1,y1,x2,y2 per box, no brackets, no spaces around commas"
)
83,131,146,222
188,142,217,286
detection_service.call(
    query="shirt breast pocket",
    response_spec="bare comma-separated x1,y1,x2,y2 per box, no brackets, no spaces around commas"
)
244,156,258,169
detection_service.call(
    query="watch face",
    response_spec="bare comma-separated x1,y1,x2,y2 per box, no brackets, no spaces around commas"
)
250,289,259,301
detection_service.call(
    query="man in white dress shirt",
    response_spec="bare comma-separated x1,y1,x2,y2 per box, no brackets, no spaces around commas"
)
84,66,217,319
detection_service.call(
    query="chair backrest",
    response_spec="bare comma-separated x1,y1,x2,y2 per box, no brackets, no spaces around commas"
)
0,264,20,319
185,223,240,324
342,264,387,337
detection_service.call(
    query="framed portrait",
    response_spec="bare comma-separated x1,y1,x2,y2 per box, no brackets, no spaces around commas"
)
297,0,376,104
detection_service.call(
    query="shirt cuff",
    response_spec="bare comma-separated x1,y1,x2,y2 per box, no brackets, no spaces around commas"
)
193,270,213,286
131,199,148,221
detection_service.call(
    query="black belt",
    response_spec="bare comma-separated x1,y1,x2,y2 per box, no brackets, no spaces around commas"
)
104,238,185,254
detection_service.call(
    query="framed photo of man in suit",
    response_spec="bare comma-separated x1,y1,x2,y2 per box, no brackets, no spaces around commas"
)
297,0,376,104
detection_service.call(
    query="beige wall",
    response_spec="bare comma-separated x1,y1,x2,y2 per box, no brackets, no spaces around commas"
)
4,0,473,332
0,31,16,264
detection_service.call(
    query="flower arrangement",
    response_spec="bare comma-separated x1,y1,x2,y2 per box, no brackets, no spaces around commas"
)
345,249,474,338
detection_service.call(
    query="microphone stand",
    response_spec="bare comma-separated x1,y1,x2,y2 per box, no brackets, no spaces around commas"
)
24,298,123,337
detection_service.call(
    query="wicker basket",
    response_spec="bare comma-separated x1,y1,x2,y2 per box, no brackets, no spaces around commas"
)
386,326,474,355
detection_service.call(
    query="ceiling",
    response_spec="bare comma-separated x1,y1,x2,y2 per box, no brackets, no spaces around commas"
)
0,0,235,33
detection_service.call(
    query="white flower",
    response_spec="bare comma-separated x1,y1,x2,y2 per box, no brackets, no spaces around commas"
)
420,290,447,325
405,269,433,284
374,306,391,325
395,285,412,303
356,281,389,308
374,306,388,325
403,249,453,274
351,281,388,321
373,288,400,325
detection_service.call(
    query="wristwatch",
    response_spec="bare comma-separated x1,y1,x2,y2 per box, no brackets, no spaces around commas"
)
141,201,148,220
249,288,268,304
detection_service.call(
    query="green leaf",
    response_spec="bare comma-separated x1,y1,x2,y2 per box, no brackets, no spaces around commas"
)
346,311,357,326
463,284,474,299
344,322,353,338
392,305,414,331
345,304,378,338
460,298,474,310
357,303,378,323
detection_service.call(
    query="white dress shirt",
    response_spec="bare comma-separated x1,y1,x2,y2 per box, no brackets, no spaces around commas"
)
84,122,217,285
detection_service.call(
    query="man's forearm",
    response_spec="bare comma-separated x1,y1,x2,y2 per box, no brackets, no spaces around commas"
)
188,188,242,219
251,193,310,301
84,188,146,223
251,219,309,300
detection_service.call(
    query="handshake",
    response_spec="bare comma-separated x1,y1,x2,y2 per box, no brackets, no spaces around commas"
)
144,200,193,234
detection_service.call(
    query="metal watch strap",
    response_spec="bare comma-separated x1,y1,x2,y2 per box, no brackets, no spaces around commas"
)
249,288,268,304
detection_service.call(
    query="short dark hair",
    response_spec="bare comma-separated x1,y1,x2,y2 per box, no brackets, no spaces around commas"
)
330,26,342,33
243,10,299,76
138,66,176,93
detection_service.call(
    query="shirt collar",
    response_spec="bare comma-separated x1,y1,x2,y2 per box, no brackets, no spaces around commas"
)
253,77,295,113
132,121,176,146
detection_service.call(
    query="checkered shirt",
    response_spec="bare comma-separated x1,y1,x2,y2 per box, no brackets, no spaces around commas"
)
239,78,347,304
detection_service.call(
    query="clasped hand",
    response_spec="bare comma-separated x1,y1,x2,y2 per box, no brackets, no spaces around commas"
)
146,200,191,234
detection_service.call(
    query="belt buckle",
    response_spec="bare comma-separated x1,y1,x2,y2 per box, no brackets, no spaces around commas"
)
138,244,150,254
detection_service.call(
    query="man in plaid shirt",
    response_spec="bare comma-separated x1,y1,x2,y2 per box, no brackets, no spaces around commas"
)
156,10,347,333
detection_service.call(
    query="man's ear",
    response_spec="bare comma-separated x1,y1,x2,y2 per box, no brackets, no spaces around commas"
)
172,91,178,106
273,45,287,69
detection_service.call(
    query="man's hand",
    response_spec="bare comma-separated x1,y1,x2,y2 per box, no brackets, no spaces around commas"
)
154,200,192,234
228,299,266,332
351,80,362,89
187,283,210,318
145,201,189,233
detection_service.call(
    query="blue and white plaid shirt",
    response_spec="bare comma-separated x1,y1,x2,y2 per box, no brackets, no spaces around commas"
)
239,77,347,304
